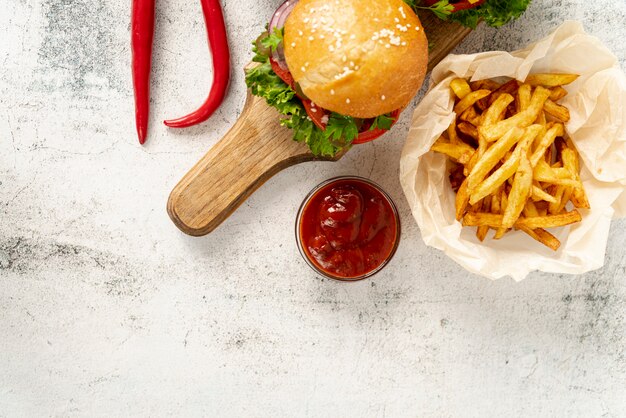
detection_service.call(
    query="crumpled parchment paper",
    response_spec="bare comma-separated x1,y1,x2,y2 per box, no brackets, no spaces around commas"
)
400,21,626,281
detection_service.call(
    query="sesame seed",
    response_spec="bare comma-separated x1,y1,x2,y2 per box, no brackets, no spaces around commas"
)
381,95,386,100
309,36,314,41
291,42,296,47
330,89,335,95
301,67,306,72
346,98,351,104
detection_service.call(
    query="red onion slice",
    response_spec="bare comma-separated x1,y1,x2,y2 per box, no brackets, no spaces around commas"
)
268,0,298,70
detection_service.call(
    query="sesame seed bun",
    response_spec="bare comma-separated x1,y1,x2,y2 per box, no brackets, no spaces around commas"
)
283,0,428,118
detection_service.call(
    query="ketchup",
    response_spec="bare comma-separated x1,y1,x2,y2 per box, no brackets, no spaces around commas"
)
297,177,400,280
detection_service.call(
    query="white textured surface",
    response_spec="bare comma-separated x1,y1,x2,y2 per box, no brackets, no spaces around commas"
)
1,1,625,416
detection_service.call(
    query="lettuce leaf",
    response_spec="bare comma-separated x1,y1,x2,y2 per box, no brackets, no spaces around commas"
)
405,0,532,28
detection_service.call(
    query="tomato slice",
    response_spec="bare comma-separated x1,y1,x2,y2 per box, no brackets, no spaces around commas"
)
352,109,402,145
302,100,328,130
271,58,328,130
270,58,296,90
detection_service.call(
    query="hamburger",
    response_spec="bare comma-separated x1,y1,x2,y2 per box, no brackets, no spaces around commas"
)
245,0,429,156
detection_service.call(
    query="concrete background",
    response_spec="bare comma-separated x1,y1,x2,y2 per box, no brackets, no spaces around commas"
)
1,0,625,416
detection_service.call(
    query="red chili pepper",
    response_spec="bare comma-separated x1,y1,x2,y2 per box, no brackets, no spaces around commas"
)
164,0,231,128
131,0,155,145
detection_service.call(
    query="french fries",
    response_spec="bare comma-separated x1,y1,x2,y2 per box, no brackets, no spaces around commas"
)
432,72,587,251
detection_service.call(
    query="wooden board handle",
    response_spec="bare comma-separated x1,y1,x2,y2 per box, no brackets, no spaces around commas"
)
167,92,333,236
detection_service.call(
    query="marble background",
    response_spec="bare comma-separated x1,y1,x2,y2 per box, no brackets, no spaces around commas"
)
1,0,625,416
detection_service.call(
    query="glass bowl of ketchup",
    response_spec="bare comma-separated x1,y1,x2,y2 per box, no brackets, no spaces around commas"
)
296,176,401,281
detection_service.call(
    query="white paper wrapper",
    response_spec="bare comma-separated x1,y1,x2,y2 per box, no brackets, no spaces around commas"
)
400,21,626,281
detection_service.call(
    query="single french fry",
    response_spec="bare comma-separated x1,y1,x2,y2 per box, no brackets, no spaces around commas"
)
457,122,479,141
496,79,522,96
460,105,482,126
476,79,520,111
470,79,500,91
535,110,547,126
571,188,590,209
463,212,503,228
531,184,557,203
548,185,565,214
523,200,540,217
491,187,502,214
450,78,472,100
516,83,532,113
502,155,533,228
494,191,509,239
561,147,590,209
463,210,582,229
455,90,491,115
544,99,570,122
544,141,553,164
525,73,579,87
530,123,564,167
536,201,549,217
482,93,514,127
466,128,524,192
558,187,573,213
455,178,470,221
476,197,492,242
431,138,475,162
447,118,460,145
479,86,551,142
518,225,561,251
549,86,568,101
534,160,581,188
469,152,520,205
517,210,582,229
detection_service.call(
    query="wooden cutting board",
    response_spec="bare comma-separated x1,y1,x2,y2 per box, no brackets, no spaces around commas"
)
167,12,473,236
